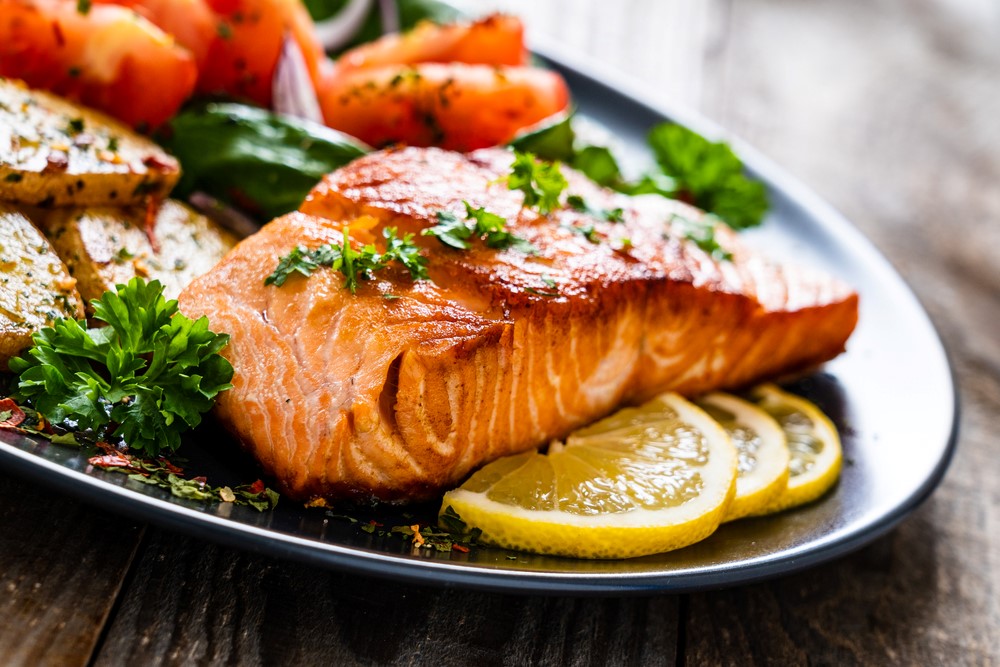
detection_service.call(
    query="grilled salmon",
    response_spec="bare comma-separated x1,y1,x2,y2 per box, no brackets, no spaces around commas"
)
179,147,858,502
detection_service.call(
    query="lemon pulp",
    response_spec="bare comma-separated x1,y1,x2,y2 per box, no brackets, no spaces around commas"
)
695,392,790,522
441,393,737,559
747,384,843,515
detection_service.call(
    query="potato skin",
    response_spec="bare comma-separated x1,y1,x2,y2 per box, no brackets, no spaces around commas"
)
39,200,237,306
0,204,84,370
0,78,179,208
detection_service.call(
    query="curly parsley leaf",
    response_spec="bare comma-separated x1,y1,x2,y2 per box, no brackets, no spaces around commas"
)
648,124,768,230
423,201,537,253
8,278,233,455
507,151,568,215
267,227,427,292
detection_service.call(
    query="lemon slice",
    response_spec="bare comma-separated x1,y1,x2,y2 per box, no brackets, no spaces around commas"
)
440,393,737,559
747,384,843,515
695,392,789,522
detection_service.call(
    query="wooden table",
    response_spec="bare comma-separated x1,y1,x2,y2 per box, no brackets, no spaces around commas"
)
2,0,999,664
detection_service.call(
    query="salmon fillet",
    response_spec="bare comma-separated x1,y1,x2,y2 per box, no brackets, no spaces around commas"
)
179,147,858,502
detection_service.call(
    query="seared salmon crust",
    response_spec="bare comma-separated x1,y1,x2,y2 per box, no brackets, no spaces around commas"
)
179,147,858,503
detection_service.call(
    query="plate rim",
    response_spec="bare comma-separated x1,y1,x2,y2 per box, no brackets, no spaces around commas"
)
0,38,960,596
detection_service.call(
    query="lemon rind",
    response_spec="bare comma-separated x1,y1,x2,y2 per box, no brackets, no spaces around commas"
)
748,384,843,516
698,392,791,522
441,393,738,559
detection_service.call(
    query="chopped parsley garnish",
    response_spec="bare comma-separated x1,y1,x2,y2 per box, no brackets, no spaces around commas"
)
525,274,561,297
266,227,428,292
423,201,536,253
92,454,279,511
507,151,568,215
566,195,624,223
113,247,136,264
671,214,734,261
423,211,472,250
324,505,482,552
8,278,234,455
567,222,601,244
67,117,85,134
76,0,91,15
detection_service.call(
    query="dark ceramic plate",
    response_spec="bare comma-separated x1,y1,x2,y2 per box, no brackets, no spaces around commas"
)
0,41,958,595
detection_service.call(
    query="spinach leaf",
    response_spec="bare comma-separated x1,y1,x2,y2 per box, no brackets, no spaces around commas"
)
160,103,369,220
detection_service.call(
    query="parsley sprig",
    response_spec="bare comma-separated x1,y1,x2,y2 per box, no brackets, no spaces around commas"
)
647,124,767,230
507,151,568,215
266,227,428,291
8,278,234,455
423,201,536,253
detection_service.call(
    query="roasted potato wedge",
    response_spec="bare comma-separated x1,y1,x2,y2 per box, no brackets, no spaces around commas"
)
0,204,84,370
0,78,180,207
40,199,237,304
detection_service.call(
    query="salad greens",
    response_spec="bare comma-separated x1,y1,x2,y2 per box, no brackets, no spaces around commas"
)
9,279,233,456
508,115,769,230
160,103,369,220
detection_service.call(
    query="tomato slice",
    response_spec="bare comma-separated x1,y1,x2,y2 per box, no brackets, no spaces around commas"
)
0,0,197,129
337,14,529,72
319,63,570,151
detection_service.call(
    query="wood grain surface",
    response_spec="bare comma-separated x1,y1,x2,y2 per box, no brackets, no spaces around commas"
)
1,0,998,665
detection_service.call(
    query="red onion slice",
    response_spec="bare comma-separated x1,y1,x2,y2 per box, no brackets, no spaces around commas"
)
273,35,324,124
315,0,374,51
378,0,400,34
188,191,261,239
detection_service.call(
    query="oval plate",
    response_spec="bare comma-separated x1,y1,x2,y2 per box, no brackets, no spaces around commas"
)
0,41,958,595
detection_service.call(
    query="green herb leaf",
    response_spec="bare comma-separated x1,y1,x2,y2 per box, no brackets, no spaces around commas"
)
464,202,537,253
267,228,427,292
49,432,81,447
648,124,768,230
76,0,91,15
264,245,321,287
566,194,624,223
671,214,734,262
572,146,623,187
9,278,234,455
159,103,369,220
566,222,601,244
381,227,429,281
423,202,536,253
507,151,568,215
508,112,576,163
422,211,473,250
